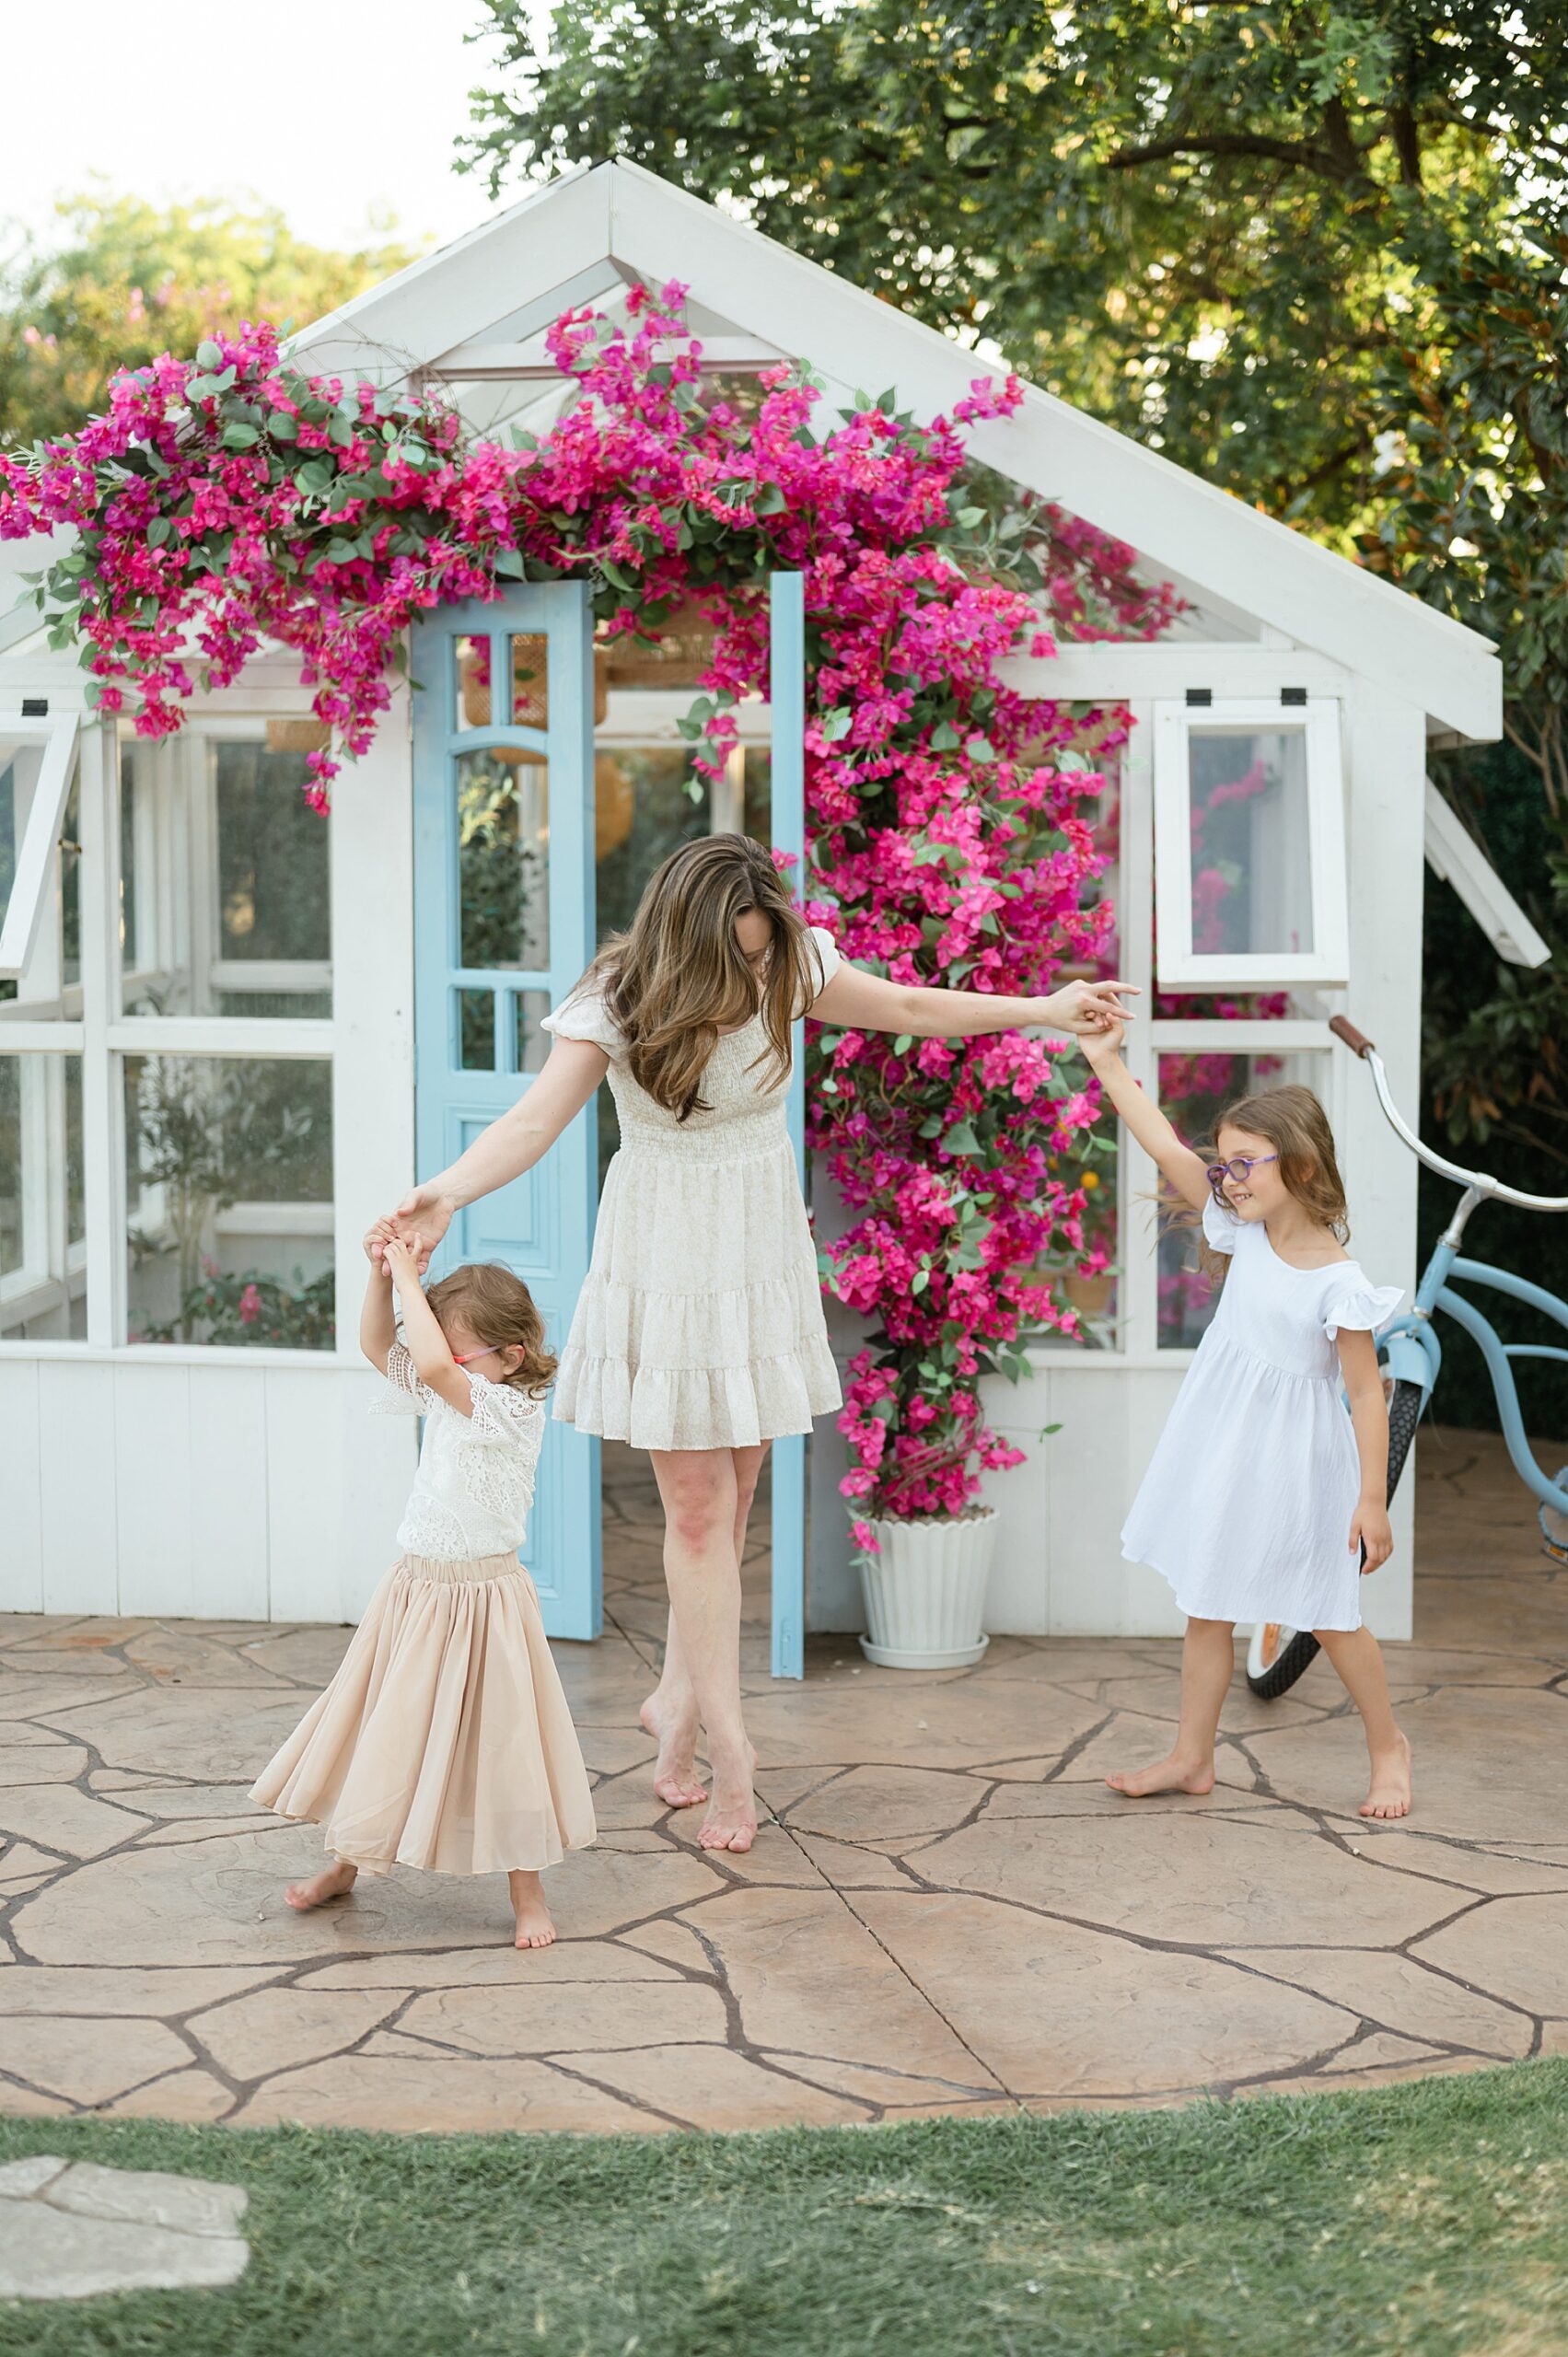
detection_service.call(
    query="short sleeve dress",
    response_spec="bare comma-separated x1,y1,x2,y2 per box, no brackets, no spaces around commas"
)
1121,1195,1403,1631
540,924,845,1452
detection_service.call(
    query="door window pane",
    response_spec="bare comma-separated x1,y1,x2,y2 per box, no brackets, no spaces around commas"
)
121,736,331,1017
124,1053,333,1350
457,753,550,970
1155,1050,1327,1348
0,1053,87,1340
1186,726,1314,960
594,748,709,944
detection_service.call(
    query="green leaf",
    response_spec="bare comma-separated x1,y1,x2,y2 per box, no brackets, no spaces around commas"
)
929,721,960,751
911,1268,930,1295
819,706,854,743
954,505,985,527
945,1121,981,1155
145,517,172,550
492,546,526,578
892,1034,913,1054
221,424,260,450
195,340,224,370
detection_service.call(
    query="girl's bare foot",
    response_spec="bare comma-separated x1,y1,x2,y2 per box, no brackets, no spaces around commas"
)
508,1869,556,1949
1360,1731,1412,1820
639,1695,708,1810
285,1860,358,1910
1106,1755,1216,1799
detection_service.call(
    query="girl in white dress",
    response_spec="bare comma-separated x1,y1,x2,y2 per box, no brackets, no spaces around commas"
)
381,835,1133,1854
250,1243,596,1948
1083,1016,1412,1820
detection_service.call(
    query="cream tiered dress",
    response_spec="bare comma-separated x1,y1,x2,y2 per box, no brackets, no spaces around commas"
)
540,924,844,1451
250,1349,597,1875
1121,1195,1403,1631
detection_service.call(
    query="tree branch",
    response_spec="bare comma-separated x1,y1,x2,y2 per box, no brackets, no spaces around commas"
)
1106,130,1361,180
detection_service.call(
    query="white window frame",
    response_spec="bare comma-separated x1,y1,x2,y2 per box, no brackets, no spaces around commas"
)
0,711,80,981
1153,696,1349,991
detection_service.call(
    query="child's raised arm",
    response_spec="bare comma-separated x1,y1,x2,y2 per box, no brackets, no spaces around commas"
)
1078,1018,1213,1214
381,1235,477,1418
360,1247,398,1376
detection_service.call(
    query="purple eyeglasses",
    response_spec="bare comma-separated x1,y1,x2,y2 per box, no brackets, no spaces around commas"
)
1206,1152,1278,1201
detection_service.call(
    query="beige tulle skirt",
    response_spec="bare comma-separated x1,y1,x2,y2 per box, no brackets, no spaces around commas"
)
250,1552,597,1875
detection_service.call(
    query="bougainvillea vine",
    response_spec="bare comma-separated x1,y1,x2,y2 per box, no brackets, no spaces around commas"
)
0,287,1178,1539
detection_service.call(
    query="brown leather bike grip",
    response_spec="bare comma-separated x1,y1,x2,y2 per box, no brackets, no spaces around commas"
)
1330,1016,1376,1058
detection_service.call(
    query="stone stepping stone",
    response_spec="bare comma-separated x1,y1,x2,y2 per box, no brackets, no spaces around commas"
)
0,2154,249,2300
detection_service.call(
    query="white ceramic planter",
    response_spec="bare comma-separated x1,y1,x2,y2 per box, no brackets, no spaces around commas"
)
858,1508,997,1669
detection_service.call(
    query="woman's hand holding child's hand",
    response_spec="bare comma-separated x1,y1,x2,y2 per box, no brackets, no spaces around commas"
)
1352,1497,1394,1573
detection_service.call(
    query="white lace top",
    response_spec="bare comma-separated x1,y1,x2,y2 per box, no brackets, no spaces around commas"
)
370,1342,548,1560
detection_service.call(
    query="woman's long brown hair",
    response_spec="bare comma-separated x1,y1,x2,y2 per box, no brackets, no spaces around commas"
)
578,835,825,1119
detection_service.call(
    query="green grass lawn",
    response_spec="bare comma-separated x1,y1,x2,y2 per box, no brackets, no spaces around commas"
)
3,2062,1567,2356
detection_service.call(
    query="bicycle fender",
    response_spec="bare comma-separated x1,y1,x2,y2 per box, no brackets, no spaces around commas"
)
1379,1318,1440,1392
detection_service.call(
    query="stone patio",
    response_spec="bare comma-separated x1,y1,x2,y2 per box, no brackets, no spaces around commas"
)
1,1428,1564,2133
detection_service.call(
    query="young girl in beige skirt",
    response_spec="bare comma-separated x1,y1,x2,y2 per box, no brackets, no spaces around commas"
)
249,1236,596,1949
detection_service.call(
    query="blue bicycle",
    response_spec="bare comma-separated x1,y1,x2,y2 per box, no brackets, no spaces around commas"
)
1246,1013,1568,1700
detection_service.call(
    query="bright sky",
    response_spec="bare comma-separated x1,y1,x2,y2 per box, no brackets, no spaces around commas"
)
0,2,556,257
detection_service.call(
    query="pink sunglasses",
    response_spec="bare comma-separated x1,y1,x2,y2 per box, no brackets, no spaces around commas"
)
450,1344,503,1365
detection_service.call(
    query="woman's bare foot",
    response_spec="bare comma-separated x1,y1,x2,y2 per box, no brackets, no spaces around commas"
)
285,1860,358,1910
1106,1754,1216,1799
699,1745,761,1852
508,1869,557,1949
640,1694,708,1809
1360,1730,1412,1820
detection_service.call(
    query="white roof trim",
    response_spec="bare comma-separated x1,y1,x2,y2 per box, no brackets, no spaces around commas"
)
33,158,1505,742
1424,779,1550,969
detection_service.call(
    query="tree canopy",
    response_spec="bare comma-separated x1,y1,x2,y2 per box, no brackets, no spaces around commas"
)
0,192,421,449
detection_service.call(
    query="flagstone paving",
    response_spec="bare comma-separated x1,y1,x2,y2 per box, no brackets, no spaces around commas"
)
1,1427,1564,2133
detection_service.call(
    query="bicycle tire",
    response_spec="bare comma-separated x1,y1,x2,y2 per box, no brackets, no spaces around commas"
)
1244,1377,1428,1701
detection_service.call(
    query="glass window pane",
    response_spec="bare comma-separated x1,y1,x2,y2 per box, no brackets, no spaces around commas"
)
594,748,707,944
59,775,81,989
215,740,330,965
0,1053,87,1341
1187,726,1314,959
456,634,490,730
458,753,550,970
514,988,552,1075
1155,1050,1328,1348
124,1053,333,1350
459,988,495,1071
120,737,331,1018
507,634,548,729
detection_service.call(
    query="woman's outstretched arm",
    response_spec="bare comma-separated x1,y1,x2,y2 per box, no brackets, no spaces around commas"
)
811,961,1136,1041
368,1036,609,1271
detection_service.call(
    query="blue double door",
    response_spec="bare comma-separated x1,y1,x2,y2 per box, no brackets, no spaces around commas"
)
412,578,809,1670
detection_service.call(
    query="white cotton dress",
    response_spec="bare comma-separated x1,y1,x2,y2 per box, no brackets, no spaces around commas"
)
249,1346,597,1875
1121,1196,1403,1631
540,924,845,1452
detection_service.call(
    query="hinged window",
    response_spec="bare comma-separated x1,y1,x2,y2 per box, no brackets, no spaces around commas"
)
0,713,80,981
1153,698,1348,990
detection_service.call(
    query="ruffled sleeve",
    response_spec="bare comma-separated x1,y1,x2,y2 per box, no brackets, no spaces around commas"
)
462,1372,547,1446
801,923,842,1015
540,987,621,1054
1201,1194,1240,1256
369,1341,437,1417
1323,1274,1404,1341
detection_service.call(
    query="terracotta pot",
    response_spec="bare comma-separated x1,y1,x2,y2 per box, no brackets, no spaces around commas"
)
857,1508,996,1670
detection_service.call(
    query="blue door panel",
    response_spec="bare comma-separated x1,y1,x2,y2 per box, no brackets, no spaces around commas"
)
412,583,601,1639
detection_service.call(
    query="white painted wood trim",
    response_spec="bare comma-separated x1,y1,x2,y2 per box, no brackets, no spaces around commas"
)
1423,778,1550,968
1000,646,1353,700
1152,698,1350,990
77,722,121,1347
106,1017,335,1057
0,713,78,979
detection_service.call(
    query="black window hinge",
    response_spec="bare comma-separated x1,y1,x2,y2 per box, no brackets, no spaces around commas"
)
21,697,47,717
1184,688,1212,707
1280,687,1307,707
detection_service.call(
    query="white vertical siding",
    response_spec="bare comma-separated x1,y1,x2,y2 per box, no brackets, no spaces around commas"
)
0,1358,45,1610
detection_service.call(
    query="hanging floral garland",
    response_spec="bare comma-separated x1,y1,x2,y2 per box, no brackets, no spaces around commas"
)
0,286,1176,1540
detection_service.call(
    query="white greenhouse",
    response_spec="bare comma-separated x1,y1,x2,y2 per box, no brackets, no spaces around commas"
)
0,160,1536,1659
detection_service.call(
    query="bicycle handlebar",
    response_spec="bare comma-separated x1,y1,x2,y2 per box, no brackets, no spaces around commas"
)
1331,1018,1568,1213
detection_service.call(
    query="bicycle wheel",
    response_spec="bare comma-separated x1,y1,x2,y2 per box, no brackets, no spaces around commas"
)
1244,1378,1427,1701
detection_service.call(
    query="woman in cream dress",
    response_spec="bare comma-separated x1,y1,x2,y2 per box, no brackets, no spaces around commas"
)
377,835,1132,1853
